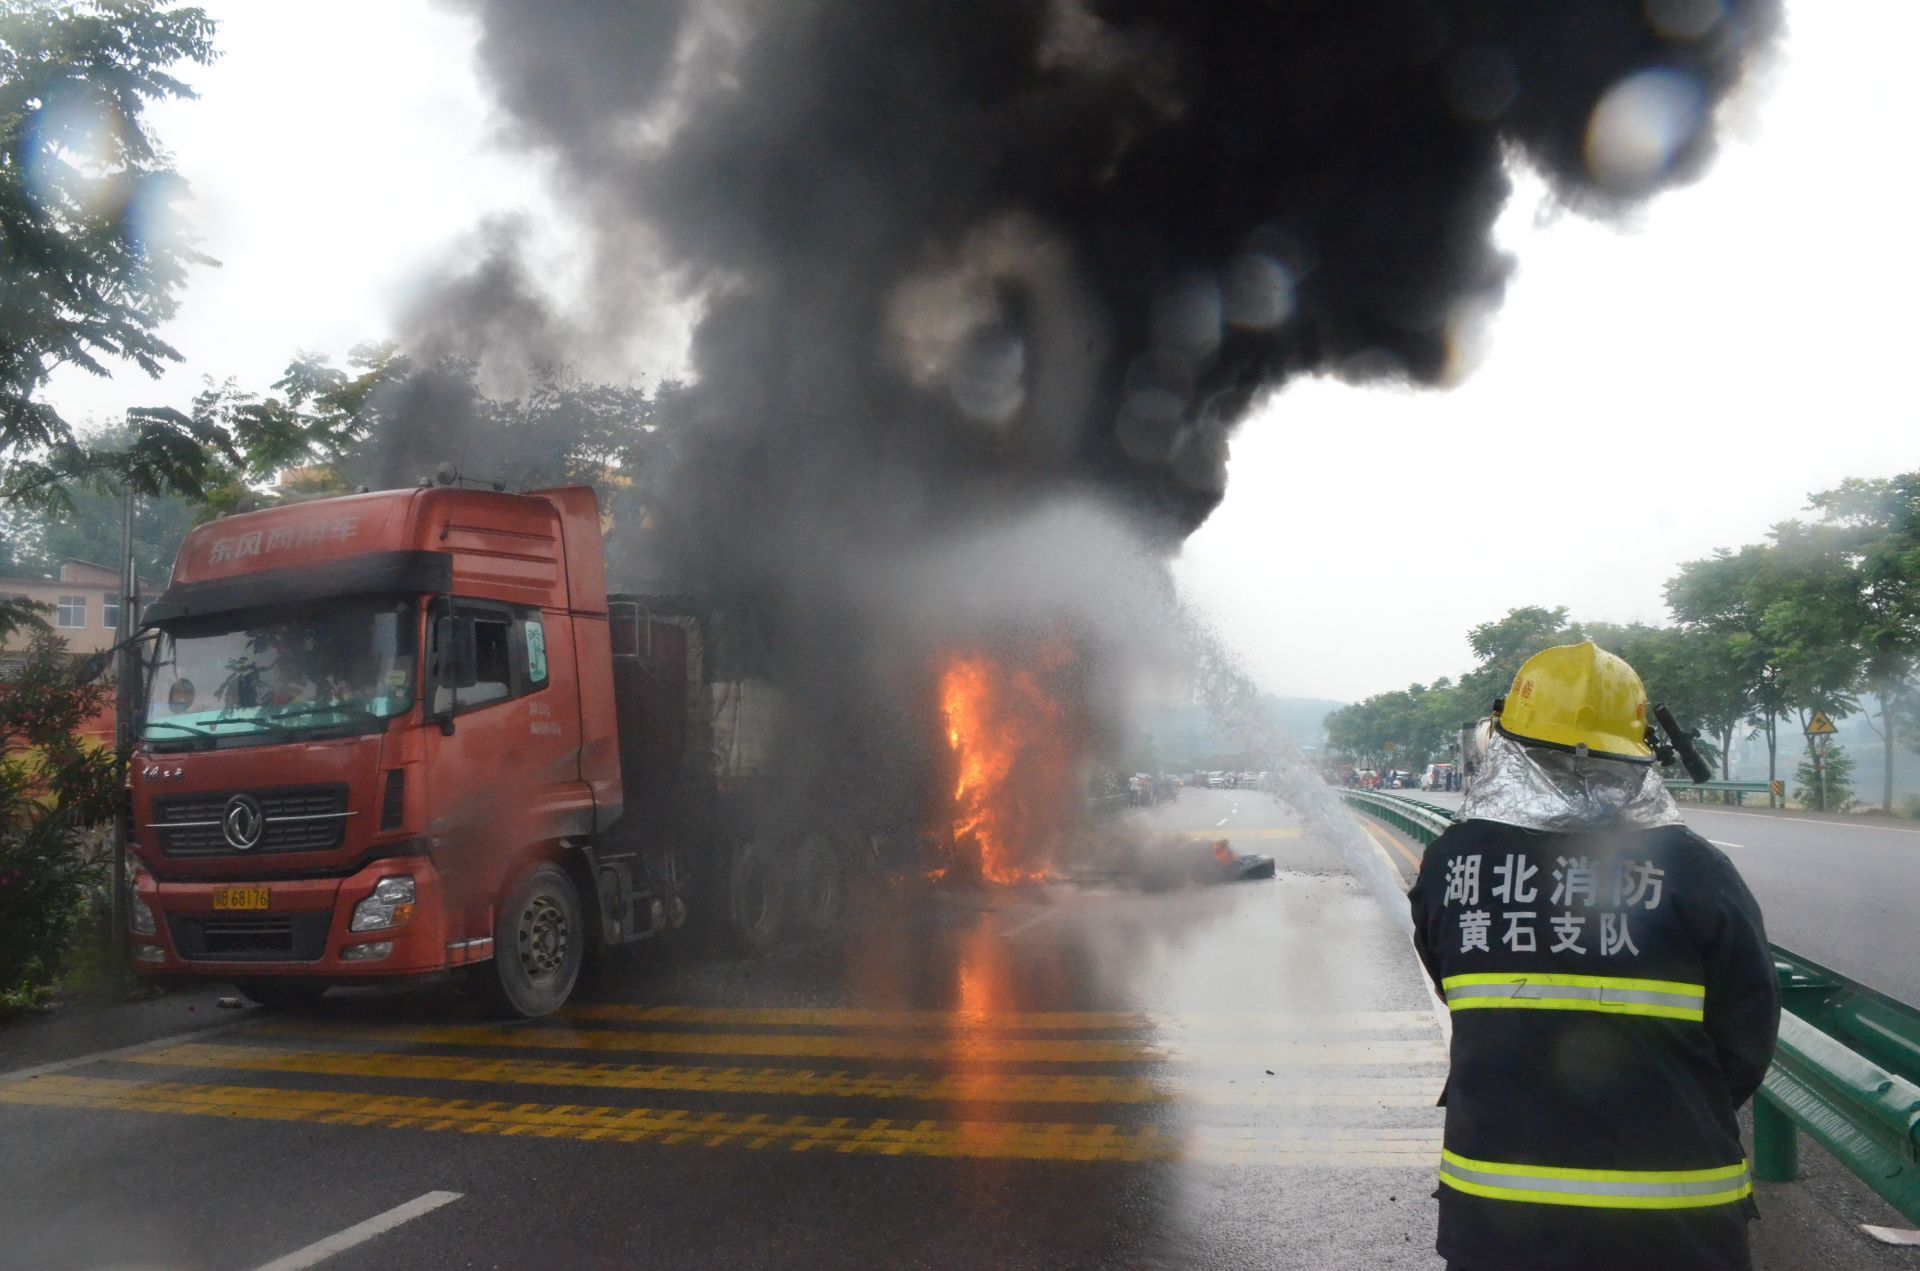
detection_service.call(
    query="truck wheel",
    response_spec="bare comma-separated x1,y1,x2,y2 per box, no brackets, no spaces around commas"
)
486,862,585,1018
233,978,329,1010
789,832,845,938
727,837,785,953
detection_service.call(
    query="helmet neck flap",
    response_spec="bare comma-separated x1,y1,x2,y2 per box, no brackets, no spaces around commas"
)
1462,729,1682,833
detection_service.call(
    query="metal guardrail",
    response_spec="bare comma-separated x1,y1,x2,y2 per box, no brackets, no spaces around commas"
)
1338,789,1920,1225
1339,788,1455,845
1663,778,1779,808
1758,949,1920,1221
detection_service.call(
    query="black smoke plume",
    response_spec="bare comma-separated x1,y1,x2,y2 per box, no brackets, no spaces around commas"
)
413,0,1777,869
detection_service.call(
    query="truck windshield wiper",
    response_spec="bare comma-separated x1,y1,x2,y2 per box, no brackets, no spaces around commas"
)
268,702,386,724
143,719,220,741
196,714,301,739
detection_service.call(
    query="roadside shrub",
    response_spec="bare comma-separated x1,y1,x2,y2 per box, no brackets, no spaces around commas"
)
1792,742,1856,814
1,630,118,1010
1901,794,1920,822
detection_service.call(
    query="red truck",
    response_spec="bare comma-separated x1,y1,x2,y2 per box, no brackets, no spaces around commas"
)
126,482,850,1015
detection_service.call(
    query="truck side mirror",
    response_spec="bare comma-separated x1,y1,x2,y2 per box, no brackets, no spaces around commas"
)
433,614,479,690
431,612,479,735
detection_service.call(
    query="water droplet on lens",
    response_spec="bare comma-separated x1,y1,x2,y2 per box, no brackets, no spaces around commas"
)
1585,67,1707,193
1224,253,1294,331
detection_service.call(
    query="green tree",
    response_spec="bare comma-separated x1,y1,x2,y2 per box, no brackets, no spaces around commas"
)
190,347,662,536
0,1,227,509
1810,473,1920,811
1750,521,1868,802
0,425,196,580
1668,545,1792,791
0,615,118,1006
1326,677,1471,777
1794,742,1854,814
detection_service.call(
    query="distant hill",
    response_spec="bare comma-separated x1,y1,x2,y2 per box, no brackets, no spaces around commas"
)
1266,695,1345,749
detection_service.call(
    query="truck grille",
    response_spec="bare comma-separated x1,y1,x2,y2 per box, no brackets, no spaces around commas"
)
151,785,352,857
166,913,332,962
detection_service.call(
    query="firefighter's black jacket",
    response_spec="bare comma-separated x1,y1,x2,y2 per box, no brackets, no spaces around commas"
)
1410,818,1779,1271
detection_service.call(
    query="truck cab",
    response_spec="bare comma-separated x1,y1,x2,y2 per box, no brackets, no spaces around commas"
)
128,484,622,1015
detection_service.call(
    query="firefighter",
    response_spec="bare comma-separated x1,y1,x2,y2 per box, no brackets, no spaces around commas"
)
1409,641,1779,1271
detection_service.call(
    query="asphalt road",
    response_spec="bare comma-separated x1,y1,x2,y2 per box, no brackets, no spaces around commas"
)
1403,789,1920,1002
0,789,1454,1271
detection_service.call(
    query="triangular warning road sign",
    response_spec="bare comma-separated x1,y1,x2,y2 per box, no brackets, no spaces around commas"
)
1806,711,1838,736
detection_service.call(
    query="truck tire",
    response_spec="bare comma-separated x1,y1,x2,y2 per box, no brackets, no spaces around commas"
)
233,978,329,1010
788,831,846,938
485,862,585,1018
727,837,785,953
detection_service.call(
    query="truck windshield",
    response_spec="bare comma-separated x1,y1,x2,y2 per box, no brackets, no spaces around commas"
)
142,597,417,748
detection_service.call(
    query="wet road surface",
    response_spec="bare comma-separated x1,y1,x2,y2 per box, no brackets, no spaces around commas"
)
0,789,1450,1270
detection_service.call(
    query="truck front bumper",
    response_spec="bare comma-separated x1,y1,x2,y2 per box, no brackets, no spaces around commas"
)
131,856,480,980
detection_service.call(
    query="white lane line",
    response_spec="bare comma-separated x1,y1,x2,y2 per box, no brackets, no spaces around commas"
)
1708,840,1745,851
1000,910,1059,940
0,1021,250,1087
1681,808,1920,836
252,1191,463,1271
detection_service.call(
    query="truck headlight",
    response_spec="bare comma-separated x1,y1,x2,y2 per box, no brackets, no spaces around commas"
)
349,876,416,932
129,879,156,936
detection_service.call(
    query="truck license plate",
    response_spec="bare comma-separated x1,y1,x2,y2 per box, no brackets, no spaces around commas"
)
212,887,269,911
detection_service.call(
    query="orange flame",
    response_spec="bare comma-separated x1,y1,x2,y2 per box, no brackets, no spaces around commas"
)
940,652,1074,884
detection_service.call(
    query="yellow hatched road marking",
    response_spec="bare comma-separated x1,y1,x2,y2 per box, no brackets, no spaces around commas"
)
252,1021,1447,1067
0,1075,1442,1167
124,1042,1447,1108
1358,818,1422,872
560,1004,1438,1035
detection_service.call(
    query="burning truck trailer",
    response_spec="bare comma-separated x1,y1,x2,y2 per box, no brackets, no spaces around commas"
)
125,480,989,1017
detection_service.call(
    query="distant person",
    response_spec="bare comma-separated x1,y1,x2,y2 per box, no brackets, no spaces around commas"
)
1409,641,1778,1271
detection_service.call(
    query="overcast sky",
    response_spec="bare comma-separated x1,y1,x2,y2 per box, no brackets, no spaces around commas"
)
44,2,1918,705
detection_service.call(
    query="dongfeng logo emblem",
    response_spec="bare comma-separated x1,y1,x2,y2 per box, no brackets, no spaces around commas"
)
223,794,266,851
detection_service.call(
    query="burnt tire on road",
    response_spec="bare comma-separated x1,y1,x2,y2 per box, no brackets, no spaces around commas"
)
788,831,847,938
727,837,786,954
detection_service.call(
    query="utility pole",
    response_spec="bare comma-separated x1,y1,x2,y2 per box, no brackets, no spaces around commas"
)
1816,734,1829,813
107,486,134,979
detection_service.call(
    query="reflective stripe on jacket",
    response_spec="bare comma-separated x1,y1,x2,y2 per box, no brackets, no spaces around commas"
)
1438,1149,1752,1210
1442,972,1706,1022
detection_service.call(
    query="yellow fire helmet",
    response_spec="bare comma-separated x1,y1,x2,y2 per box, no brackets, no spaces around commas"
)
1497,640,1654,763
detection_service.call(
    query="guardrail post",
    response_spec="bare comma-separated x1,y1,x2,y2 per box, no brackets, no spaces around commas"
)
1752,1093,1799,1182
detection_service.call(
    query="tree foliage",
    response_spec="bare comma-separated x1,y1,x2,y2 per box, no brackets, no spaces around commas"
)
0,615,117,1006
185,346,664,545
0,423,196,580
0,1,224,508
1808,474,1920,810
1794,742,1854,814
